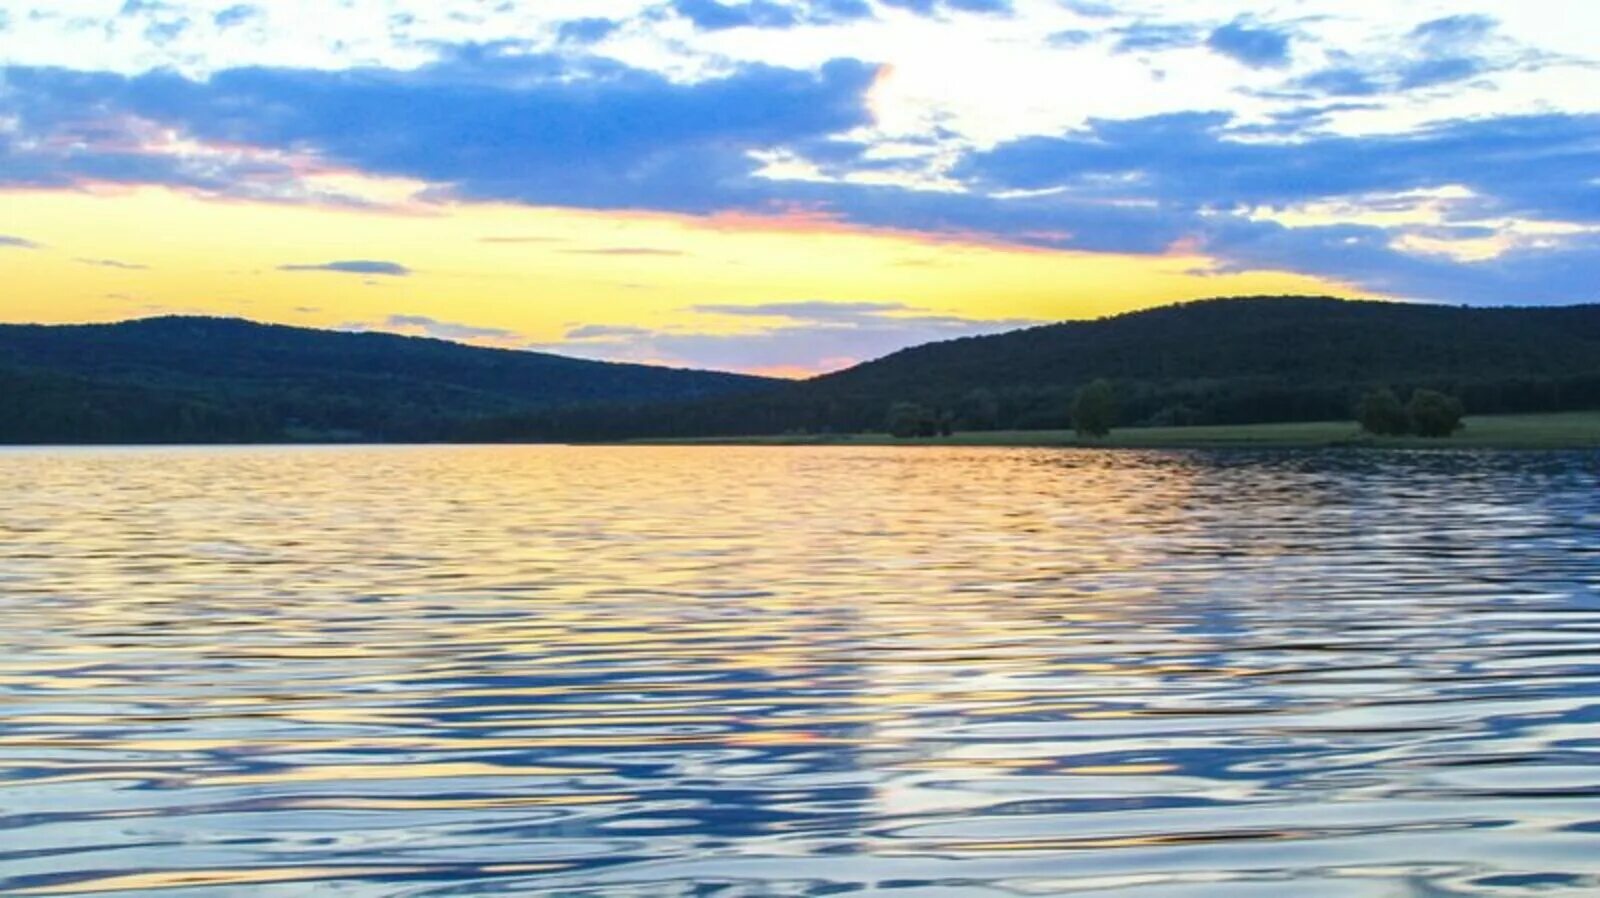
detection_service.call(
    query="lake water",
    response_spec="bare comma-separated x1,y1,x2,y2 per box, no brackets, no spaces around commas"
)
1,446,1598,897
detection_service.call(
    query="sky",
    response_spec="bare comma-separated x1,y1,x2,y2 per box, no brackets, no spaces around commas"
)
1,1,1598,376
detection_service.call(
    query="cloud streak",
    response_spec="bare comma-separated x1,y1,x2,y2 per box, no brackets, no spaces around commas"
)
383,314,519,341
545,300,1042,374
76,257,149,270
278,260,412,276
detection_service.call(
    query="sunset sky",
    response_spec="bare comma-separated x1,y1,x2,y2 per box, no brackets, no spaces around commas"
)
2,0,1598,375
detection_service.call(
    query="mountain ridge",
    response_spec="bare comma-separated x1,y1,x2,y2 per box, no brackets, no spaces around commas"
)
7,296,1600,443
0,314,775,443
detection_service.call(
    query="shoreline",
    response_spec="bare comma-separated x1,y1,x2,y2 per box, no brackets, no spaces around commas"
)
626,412,1600,451
2,413,1597,452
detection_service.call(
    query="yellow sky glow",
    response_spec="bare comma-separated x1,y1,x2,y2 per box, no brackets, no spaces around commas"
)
2,184,1359,375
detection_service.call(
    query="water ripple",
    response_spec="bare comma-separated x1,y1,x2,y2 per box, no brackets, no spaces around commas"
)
0,445,1597,896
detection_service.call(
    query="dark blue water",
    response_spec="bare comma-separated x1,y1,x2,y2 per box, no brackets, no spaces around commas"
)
1,446,1597,896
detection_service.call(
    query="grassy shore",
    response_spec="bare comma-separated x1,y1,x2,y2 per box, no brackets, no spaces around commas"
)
633,411,1600,450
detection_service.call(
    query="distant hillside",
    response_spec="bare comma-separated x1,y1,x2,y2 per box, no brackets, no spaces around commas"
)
8,299,1600,444
471,297,1600,440
0,317,774,443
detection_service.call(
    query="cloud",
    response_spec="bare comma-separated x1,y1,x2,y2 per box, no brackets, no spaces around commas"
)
1207,21,1291,69
0,49,878,214
670,0,797,29
958,111,1600,228
555,17,619,44
562,246,686,256
279,260,412,276
1111,22,1200,53
0,235,40,249
668,0,873,30
383,314,519,342
1205,218,1600,306
1047,29,1096,48
880,0,1012,17
1058,0,1117,18
693,300,911,319
565,324,656,339
1411,14,1497,50
950,109,1600,301
1284,13,1522,99
212,4,260,29
76,257,149,269
545,300,1041,373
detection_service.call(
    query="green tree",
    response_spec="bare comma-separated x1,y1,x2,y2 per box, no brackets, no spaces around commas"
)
1408,388,1465,437
1071,379,1116,438
886,401,937,438
957,388,1000,430
1356,386,1409,435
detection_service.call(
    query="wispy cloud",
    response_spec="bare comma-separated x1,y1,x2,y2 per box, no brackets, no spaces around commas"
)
543,300,1042,374
562,247,687,257
351,314,524,342
278,260,412,276
75,257,149,270
1207,20,1292,69
0,235,40,249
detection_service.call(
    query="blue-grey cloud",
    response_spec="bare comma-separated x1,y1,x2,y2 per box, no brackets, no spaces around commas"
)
1047,29,1095,48
669,0,873,30
880,0,1012,16
1411,14,1497,49
566,324,656,339
76,257,149,269
546,300,1041,371
0,49,877,215
0,235,39,249
117,0,192,45
951,109,1600,301
1112,22,1200,53
213,4,260,28
555,17,619,44
1284,14,1518,99
1207,20,1291,68
958,111,1600,227
1058,0,1117,18
1205,217,1600,306
383,314,519,341
279,260,412,276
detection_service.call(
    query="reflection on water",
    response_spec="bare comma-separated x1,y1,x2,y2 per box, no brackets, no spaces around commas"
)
1,445,1597,896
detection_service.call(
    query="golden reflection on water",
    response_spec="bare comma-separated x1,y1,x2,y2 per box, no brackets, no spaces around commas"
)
1,445,1598,896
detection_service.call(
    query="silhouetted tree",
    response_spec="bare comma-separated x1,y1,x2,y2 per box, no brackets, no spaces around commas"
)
886,401,937,438
1071,379,1116,437
1408,388,1465,437
1357,386,1409,435
957,388,1000,430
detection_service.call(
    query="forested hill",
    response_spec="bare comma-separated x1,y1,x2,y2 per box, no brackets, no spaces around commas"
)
470,296,1600,440
7,298,1600,444
0,316,774,442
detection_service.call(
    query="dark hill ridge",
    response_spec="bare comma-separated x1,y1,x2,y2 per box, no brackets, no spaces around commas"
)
0,316,774,442
6,297,1600,443
468,296,1600,440
815,296,1600,395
